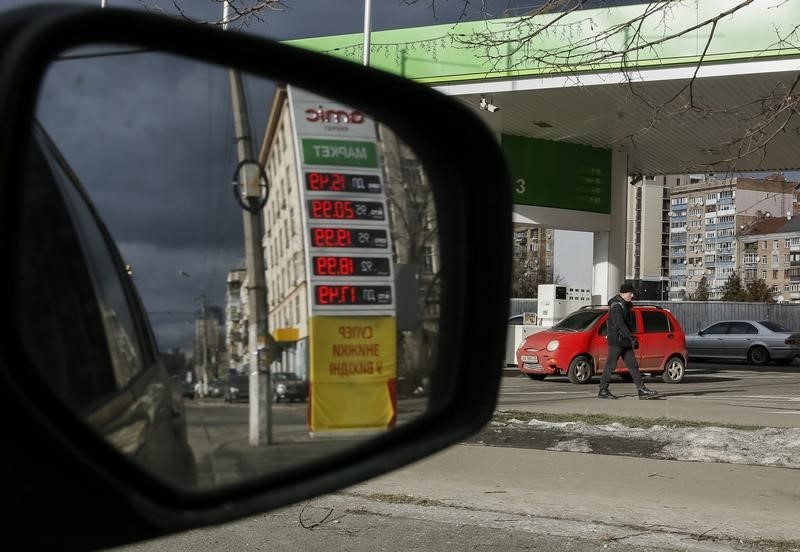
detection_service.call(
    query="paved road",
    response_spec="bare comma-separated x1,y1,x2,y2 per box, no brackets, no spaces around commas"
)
499,360,800,427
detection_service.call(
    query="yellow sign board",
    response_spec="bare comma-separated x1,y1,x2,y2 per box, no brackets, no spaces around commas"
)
273,327,299,342
309,315,397,434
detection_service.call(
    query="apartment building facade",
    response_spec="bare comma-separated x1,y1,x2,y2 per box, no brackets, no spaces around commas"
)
738,217,800,302
668,176,797,300
625,175,701,299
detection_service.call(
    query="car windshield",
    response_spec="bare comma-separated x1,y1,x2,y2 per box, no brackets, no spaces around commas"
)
552,310,604,331
273,373,300,381
759,321,792,332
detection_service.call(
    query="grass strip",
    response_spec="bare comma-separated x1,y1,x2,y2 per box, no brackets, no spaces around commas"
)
492,410,766,431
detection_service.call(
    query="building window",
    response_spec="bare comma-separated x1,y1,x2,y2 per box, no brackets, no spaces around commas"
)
421,246,434,273
762,270,767,279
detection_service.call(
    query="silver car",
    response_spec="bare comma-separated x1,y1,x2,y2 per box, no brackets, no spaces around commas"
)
686,320,800,365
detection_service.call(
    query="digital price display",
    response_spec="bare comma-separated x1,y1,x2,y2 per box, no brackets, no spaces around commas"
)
307,199,385,221
313,256,391,277
305,172,382,193
314,285,392,306
310,227,388,249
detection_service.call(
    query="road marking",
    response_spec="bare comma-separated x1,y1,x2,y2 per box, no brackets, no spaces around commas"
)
766,411,800,415
677,395,799,402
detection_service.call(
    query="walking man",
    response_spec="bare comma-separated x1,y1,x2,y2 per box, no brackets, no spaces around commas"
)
598,283,658,400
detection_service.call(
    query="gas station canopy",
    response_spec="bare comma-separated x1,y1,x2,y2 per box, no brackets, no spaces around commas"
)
290,0,800,175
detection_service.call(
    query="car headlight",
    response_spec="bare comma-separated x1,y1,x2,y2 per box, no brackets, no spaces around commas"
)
546,340,559,352
276,384,286,392
230,387,238,393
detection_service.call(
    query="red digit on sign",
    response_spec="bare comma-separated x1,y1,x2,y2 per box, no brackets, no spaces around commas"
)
342,257,354,275
332,173,345,191
337,228,351,247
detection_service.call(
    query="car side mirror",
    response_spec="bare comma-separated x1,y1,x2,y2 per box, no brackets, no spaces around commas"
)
698,331,705,336
0,6,511,550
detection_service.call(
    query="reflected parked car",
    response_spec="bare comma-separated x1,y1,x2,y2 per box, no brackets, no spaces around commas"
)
207,378,225,398
516,306,687,384
686,320,800,365
224,373,250,402
272,372,308,402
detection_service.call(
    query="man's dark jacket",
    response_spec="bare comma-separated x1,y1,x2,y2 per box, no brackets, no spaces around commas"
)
607,294,636,348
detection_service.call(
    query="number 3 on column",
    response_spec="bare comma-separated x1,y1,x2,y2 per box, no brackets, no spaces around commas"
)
515,178,526,194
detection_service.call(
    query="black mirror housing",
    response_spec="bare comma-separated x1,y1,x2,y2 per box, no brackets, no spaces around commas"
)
0,5,511,550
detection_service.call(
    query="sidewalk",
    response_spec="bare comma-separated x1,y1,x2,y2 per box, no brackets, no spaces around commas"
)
346,443,800,544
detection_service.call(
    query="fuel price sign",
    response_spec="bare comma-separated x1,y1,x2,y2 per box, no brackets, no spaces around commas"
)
309,227,389,249
305,171,382,194
312,256,391,277
314,285,393,306
307,199,386,221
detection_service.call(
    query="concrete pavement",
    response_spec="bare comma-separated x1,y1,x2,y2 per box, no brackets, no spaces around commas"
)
346,443,800,545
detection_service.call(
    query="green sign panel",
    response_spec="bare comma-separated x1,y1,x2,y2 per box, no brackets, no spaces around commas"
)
501,135,612,214
302,139,378,168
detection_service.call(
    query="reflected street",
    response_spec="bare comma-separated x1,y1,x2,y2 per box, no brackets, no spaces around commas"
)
183,396,428,486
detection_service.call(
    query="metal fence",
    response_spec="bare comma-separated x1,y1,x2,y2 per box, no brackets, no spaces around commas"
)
509,298,800,333
509,298,537,317
633,301,800,333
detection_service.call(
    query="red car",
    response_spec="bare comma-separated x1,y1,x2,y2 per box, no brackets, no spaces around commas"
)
516,306,687,384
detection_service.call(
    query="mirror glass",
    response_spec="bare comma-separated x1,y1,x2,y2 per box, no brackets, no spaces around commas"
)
19,46,441,489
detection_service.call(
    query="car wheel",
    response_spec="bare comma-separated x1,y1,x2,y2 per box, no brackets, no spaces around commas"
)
567,355,593,384
661,356,685,383
526,374,546,381
747,345,770,365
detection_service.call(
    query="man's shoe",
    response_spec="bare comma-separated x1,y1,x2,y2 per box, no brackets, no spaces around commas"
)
598,388,618,400
638,386,658,399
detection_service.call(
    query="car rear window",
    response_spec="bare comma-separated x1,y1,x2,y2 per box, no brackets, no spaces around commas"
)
759,321,791,332
553,310,604,331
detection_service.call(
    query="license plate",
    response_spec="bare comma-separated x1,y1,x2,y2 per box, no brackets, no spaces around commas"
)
521,355,538,363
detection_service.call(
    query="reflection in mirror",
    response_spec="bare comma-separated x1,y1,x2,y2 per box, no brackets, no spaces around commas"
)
22,46,441,489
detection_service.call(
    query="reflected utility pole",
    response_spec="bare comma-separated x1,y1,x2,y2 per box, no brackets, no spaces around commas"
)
223,4,273,446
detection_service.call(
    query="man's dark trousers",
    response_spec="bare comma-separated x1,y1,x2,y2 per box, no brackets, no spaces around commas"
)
600,346,643,389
